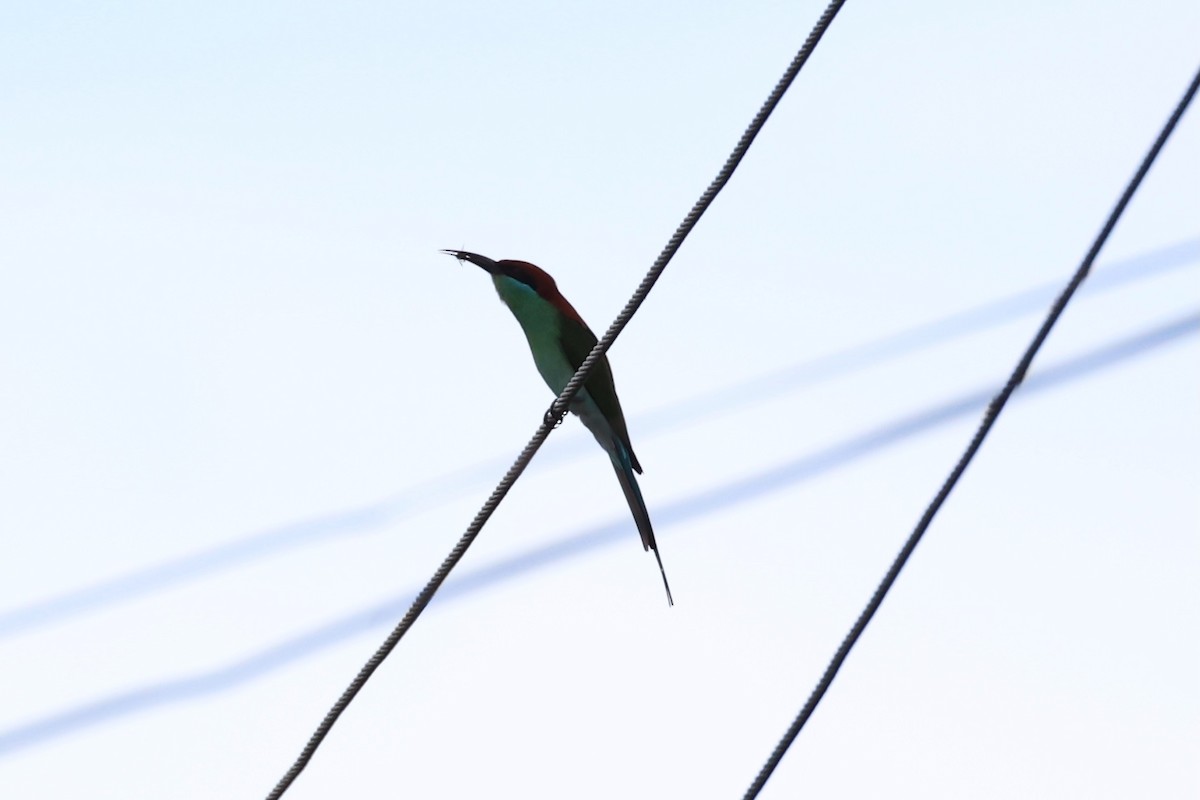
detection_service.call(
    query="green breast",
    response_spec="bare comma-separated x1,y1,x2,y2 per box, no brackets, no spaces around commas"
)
493,275,577,394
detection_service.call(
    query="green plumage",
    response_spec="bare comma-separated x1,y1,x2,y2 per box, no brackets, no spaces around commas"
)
444,248,672,605
494,274,642,473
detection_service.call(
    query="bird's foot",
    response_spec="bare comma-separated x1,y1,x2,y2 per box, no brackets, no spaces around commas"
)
543,405,566,429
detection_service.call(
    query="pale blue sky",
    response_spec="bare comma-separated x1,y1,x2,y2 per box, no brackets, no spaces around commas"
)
1,3,1197,798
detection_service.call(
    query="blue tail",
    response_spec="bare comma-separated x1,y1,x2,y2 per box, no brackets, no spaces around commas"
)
610,442,673,606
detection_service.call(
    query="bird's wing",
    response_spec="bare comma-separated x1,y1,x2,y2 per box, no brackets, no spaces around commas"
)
557,315,643,474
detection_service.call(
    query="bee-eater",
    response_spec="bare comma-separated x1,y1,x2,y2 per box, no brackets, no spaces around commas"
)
443,249,673,605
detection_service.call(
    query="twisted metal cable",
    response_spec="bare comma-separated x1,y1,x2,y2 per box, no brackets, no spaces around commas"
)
552,0,848,417
742,61,1200,800
265,3,848,797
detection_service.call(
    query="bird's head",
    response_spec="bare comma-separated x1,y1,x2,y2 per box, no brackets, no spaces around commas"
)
442,249,563,295
442,249,586,325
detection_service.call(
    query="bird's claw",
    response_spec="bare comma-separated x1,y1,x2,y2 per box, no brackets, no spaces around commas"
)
544,406,566,429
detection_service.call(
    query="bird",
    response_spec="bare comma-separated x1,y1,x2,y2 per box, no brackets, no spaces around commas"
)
443,249,673,605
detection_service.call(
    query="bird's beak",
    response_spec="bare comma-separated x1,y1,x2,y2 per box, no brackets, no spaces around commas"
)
441,249,500,275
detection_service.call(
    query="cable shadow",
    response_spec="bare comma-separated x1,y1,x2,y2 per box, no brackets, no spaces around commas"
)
2,310,1194,757
0,238,1195,641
